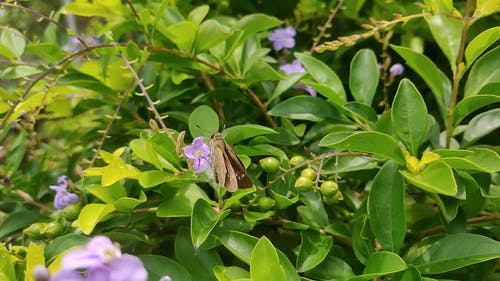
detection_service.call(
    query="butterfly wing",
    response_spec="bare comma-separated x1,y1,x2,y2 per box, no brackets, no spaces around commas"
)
210,133,252,192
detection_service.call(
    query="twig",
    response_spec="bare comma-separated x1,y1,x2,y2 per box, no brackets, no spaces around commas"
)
0,1,88,48
124,0,152,44
12,190,52,214
310,0,345,53
445,0,473,148
314,12,431,52
266,151,369,187
88,79,137,168
119,52,176,143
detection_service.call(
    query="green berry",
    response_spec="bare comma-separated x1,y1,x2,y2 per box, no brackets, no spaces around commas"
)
323,191,343,205
300,167,316,180
289,155,306,166
259,157,280,173
43,221,64,239
320,181,339,197
58,203,81,221
258,197,275,211
294,176,313,192
24,223,46,239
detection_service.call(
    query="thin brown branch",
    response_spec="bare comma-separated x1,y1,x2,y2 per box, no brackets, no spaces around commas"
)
0,1,89,48
266,151,369,187
310,0,344,53
124,0,152,44
445,0,473,148
119,52,176,143
243,87,276,127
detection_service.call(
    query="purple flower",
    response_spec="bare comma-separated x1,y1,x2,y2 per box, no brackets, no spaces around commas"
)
33,265,51,281
279,60,317,96
160,276,172,281
280,60,306,74
50,176,78,210
49,236,148,281
294,84,317,97
390,63,404,76
184,137,212,173
268,26,296,51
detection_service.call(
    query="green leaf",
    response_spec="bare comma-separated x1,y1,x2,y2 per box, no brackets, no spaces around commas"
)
25,242,45,281
191,199,228,249
453,94,500,126
464,46,500,97
189,105,220,138
410,233,500,274
320,131,406,165
234,14,282,41
267,73,305,105
175,227,222,281
474,0,500,18
439,148,500,173
295,53,346,105
130,139,162,169
244,61,282,86
86,182,127,203
296,230,333,272
61,2,125,18
465,26,500,67
140,254,193,281
304,254,355,281
401,160,457,196
391,45,451,121
349,251,407,281
214,266,249,281
461,108,500,146
391,79,428,155
349,49,379,105
215,230,257,264
161,21,197,52
222,124,276,144
344,102,378,125
157,184,210,217
425,15,462,73
368,161,406,253
187,5,209,26
0,244,16,281
138,170,201,188
250,237,287,281
269,96,346,122
0,210,44,239
75,203,115,235
0,65,42,79
195,19,231,52
0,28,25,58
44,234,89,263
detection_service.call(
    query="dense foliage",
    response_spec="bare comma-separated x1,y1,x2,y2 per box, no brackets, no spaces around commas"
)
1,0,499,280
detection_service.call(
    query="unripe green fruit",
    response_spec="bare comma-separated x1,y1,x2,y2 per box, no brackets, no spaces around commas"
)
226,200,242,211
323,191,343,205
58,203,81,221
294,176,313,192
24,223,46,239
289,155,306,166
320,181,339,197
258,197,275,211
43,221,64,239
259,157,280,173
300,167,316,180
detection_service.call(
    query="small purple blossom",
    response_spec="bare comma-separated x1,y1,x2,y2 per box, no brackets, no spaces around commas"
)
50,176,78,210
160,276,172,281
33,265,51,281
50,236,148,281
280,60,306,74
279,60,317,96
184,137,212,173
390,63,404,76
268,26,296,51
